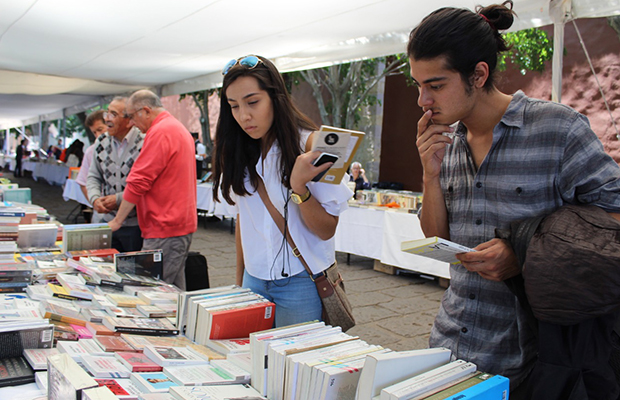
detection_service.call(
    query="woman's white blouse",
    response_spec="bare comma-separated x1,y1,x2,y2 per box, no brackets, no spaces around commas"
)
232,130,353,280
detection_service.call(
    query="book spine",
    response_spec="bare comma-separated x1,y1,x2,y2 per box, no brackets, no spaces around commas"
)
113,327,179,336
44,312,87,327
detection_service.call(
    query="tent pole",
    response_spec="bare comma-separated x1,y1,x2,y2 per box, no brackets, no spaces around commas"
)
549,0,572,103
551,22,565,103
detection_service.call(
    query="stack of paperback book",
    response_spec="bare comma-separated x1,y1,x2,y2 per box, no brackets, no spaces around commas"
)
0,262,32,293
178,285,275,345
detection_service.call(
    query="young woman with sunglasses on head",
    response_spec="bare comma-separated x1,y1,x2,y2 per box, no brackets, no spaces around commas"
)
213,55,353,328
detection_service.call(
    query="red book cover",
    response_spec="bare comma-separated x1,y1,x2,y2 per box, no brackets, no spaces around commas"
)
67,248,119,260
114,352,162,372
94,379,129,395
93,335,134,352
208,301,276,340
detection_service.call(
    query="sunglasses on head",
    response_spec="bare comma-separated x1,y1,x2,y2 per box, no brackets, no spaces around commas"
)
222,55,262,75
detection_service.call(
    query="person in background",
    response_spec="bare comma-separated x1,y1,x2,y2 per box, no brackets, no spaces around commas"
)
76,110,108,223
48,138,63,160
349,161,370,196
64,139,84,167
192,132,207,179
409,1,620,398
87,97,145,252
108,90,197,290
14,138,28,177
212,55,352,327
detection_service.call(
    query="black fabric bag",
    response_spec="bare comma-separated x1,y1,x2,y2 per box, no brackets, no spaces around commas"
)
185,251,210,291
498,205,620,400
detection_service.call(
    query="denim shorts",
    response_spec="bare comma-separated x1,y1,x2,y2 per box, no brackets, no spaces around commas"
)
242,270,322,328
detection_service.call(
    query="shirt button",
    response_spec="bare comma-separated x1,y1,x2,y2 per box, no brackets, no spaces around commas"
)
476,182,482,188
461,327,468,333
475,219,482,225
469,293,475,299
516,187,523,194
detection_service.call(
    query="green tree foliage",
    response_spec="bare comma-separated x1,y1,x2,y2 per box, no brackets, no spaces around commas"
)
498,28,554,74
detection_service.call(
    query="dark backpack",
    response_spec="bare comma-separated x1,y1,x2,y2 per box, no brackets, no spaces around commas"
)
499,205,620,400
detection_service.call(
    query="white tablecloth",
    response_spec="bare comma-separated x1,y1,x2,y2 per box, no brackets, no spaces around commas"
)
62,178,91,206
335,206,450,279
31,162,69,186
196,182,236,219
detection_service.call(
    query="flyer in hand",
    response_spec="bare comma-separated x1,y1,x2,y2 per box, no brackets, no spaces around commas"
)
310,125,365,184
401,236,475,264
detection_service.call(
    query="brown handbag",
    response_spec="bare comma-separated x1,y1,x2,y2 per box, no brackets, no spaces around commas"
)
256,179,356,332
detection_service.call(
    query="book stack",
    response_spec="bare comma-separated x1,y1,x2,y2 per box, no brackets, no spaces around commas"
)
180,286,275,345
0,263,32,293
0,215,20,249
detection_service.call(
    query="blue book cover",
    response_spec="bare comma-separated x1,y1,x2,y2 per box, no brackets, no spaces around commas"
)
131,372,178,393
446,374,509,399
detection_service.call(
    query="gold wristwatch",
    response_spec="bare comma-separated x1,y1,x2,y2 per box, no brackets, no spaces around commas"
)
291,187,312,204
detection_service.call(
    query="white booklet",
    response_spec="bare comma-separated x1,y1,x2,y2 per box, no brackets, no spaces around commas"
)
401,236,475,264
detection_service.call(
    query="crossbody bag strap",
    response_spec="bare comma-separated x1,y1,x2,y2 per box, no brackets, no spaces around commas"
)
255,178,314,278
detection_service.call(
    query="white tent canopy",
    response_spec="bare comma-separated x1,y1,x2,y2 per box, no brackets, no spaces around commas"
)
1,0,618,129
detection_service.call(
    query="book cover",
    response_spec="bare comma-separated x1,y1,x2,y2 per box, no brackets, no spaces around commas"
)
43,298,83,319
67,248,119,261
105,293,147,308
206,301,275,341
23,347,60,370
138,394,174,400
35,369,48,391
47,353,98,399
310,125,365,185
86,321,120,336
169,384,267,400
115,249,163,280
82,386,119,400
435,374,509,400
0,356,35,387
94,335,135,352
380,360,477,400
0,324,54,359
205,338,251,355
47,283,92,301
81,354,131,378
56,340,96,361
401,236,475,264
95,378,143,399
63,225,113,253
44,311,87,327
355,347,452,400
130,371,179,393
137,304,174,318
115,351,163,372
16,223,58,248
143,346,210,367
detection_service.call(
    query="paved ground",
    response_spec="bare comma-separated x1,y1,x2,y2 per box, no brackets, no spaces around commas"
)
6,169,446,351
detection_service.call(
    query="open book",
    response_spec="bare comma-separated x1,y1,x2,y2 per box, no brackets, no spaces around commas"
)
401,236,475,264
310,125,365,184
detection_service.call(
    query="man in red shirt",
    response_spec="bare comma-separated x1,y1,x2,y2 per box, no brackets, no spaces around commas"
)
108,90,197,289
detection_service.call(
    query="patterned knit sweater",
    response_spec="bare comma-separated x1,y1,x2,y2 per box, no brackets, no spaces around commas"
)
86,128,145,225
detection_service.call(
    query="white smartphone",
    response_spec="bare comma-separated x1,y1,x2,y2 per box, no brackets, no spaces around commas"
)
312,152,339,182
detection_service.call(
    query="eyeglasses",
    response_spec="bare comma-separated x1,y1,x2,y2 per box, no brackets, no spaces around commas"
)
124,107,143,120
103,111,125,120
221,55,262,75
